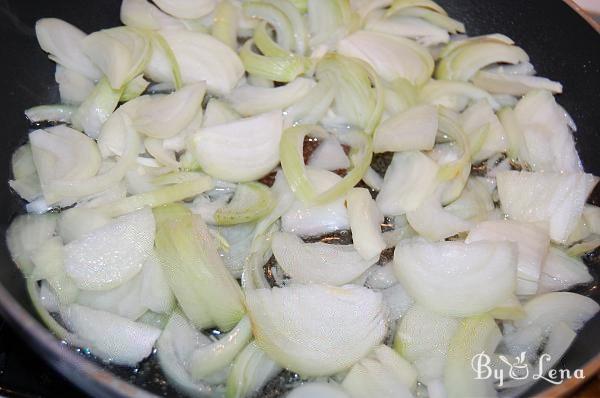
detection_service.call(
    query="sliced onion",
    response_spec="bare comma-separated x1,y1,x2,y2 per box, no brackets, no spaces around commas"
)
307,0,358,49
338,30,434,85
472,70,562,96
288,382,350,398
381,283,414,321
394,304,459,383
211,0,238,49
83,27,151,89
347,188,386,261
538,247,593,293
466,220,549,295
459,99,507,162
376,151,439,216
374,104,437,153
366,11,449,47
225,341,282,398
496,170,598,243
120,0,185,30
246,284,387,377
71,78,123,139
57,207,111,244
307,137,350,171
202,98,240,128
271,232,377,285
146,29,244,95
191,110,283,182
55,65,95,105
418,79,500,112
35,18,101,80
153,0,217,19
393,239,517,316
214,182,275,225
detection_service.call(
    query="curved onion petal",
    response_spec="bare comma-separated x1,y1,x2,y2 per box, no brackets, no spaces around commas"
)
120,0,186,30
134,82,206,138
394,305,459,383
472,70,562,96
459,99,507,162
393,239,517,316
71,77,123,139
346,188,386,261
246,284,387,377
153,0,217,19
338,30,434,85
225,341,282,398
418,79,500,112
55,65,95,105
35,18,101,80
6,213,57,275
466,220,550,296
145,29,244,95
342,345,417,398
373,104,438,152
271,232,377,285
538,247,593,293
366,11,449,47
406,192,473,241
61,304,161,366
287,382,350,398
64,207,155,291
496,171,597,243
215,182,275,226
191,110,283,182
444,314,501,398
308,138,350,171
83,27,151,89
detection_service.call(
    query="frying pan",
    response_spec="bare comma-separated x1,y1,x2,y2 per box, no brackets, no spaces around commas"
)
0,0,598,397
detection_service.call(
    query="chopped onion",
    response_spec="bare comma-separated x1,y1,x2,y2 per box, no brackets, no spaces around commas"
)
393,239,517,316
374,104,438,152
57,207,111,244
538,247,593,293
35,18,101,80
225,341,282,398
496,171,598,243
381,283,414,321
288,382,350,398
459,99,507,162
246,284,387,377
153,0,217,19
214,182,275,225
120,0,185,31
202,98,240,128
418,79,500,112
71,77,123,139
307,137,350,171
472,69,562,96
347,188,386,261
394,304,459,383
271,232,377,285
64,207,155,290
191,110,283,182
366,11,449,47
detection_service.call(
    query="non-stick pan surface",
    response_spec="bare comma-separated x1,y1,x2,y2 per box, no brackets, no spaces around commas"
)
0,0,598,397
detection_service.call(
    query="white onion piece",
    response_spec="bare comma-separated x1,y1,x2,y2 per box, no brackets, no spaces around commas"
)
538,247,592,293
153,0,216,19
35,18,101,80
271,232,377,286
347,188,385,261
202,98,240,128
57,207,111,244
393,239,517,316
338,30,434,85
71,78,123,139
282,168,350,236
342,345,417,398
373,104,438,153
97,98,147,158
583,205,600,235
61,304,160,366
6,214,57,275
407,193,473,241
466,220,550,295
228,78,315,116
191,110,283,182
55,65,95,105
515,292,599,332
145,29,244,95
496,171,598,243
29,125,102,204
246,284,387,377
381,283,413,321
82,27,151,89
394,305,459,383
64,208,155,290
514,90,581,173
307,138,350,171
120,0,186,30
288,382,350,398
215,222,255,278
459,99,507,162
362,167,383,191
417,79,499,112
366,264,397,289
376,151,439,216
134,82,206,138
365,11,449,46
225,341,282,398
140,254,175,314
472,70,562,96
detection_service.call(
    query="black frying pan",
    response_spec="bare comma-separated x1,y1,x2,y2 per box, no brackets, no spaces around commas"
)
0,0,598,397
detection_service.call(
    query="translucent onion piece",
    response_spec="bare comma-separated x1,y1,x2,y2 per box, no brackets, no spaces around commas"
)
24,104,75,124
381,283,413,321
365,12,449,47
216,223,255,279
35,18,101,80
308,138,350,171
338,30,434,85
342,345,417,398
6,213,57,275
225,341,282,398
583,205,600,235
271,232,377,285
467,220,549,295
120,0,185,30
308,0,359,49
146,29,244,95
496,171,598,243
215,182,275,225
61,304,161,366
121,74,150,102
71,77,123,139
459,99,508,162
515,292,599,332
246,284,387,377
388,7,464,34
281,168,350,236
134,82,206,138
55,65,95,105
239,40,305,83
444,314,501,398
393,239,517,316
514,90,581,173
538,247,593,293
64,208,155,291
212,0,238,49
202,98,241,128
376,151,439,216
418,79,500,112
243,1,294,51
394,305,459,383
82,27,151,89
472,70,562,96
285,79,336,125
346,188,386,261
154,204,245,330
287,382,350,398
373,104,438,152
227,78,315,116
154,0,217,19
191,110,283,182
57,207,111,244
